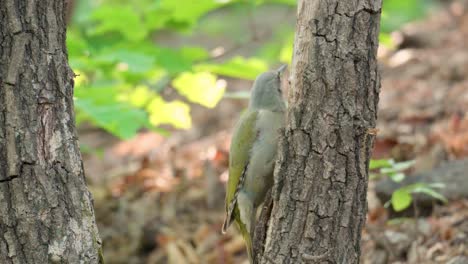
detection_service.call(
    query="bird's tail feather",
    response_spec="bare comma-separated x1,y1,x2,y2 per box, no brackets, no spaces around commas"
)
239,221,254,264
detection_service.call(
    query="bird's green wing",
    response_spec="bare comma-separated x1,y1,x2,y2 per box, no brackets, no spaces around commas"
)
222,110,258,231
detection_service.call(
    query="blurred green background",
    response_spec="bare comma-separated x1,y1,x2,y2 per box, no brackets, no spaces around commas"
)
68,0,430,139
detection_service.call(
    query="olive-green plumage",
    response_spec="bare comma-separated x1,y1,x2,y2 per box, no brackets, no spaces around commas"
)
222,65,287,264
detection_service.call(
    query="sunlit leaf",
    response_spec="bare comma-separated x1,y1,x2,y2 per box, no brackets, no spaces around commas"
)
369,159,393,170
126,85,155,108
196,56,268,80
266,0,297,5
180,47,210,62
147,97,192,129
391,188,412,211
279,34,294,64
379,32,395,48
172,72,226,108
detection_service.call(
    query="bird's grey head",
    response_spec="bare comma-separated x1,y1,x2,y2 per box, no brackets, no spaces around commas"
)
249,65,287,112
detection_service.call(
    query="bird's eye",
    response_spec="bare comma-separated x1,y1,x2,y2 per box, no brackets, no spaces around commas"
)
277,88,282,94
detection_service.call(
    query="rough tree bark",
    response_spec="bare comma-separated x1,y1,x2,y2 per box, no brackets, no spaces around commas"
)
257,0,382,263
0,1,102,263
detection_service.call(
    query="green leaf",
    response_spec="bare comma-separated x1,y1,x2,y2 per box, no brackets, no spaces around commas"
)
406,183,448,203
413,187,448,203
75,100,149,139
379,32,395,48
391,188,412,212
266,0,298,5
66,29,89,56
172,72,226,108
369,159,393,170
180,47,210,62
126,85,156,108
381,160,415,174
74,86,150,139
160,0,226,25
146,97,192,129
90,5,148,41
196,56,268,80
154,47,205,75
95,49,155,73
389,172,405,183
279,34,294,64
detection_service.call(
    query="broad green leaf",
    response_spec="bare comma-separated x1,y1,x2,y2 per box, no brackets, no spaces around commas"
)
196,56,268,80
172,72,226,108
267,0,297,5
160,0,227,25
147,97,192,129
95,49,155,73
67,29,89,56
405,183,448,203
154,47,201,75
391,188,412,212
75,86,150,139
413,187,448,203
180,47,210,62
90,5,148,41
379,32,395,48
369,159,393,170
126,85,156,108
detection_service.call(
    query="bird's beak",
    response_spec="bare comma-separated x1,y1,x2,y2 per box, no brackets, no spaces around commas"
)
276,64,287,77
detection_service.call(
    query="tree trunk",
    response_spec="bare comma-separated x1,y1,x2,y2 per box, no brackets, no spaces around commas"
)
258,0,382,263
0,1,102,263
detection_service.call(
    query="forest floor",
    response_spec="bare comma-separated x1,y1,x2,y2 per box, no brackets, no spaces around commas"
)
79,2,468,263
